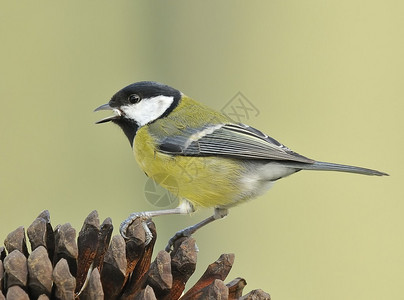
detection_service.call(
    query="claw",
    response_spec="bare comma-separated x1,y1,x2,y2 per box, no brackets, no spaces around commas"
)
164,208,227,252
142,221,153,245
165,226,194,252
120,212,153,244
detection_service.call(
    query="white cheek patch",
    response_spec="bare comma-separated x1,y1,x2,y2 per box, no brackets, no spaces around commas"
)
121,95,174,126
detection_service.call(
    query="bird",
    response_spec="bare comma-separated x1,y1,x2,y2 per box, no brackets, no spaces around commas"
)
95,81,388,251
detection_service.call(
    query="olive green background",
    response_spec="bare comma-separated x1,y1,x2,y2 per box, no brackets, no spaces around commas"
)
1,1,402,299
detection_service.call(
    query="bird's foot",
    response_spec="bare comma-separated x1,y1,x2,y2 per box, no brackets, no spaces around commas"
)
165,225,196,252
120,212,153,245
165,208,228,252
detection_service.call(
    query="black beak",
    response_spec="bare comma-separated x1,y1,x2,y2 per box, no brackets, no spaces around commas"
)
94,103,121,124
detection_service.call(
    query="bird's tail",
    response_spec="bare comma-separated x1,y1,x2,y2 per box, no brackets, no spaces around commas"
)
284,161,388,176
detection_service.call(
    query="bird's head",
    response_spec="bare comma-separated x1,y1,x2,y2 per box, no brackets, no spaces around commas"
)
95,81,181,144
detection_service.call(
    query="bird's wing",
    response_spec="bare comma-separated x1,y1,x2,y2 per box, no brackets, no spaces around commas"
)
157,123,314,163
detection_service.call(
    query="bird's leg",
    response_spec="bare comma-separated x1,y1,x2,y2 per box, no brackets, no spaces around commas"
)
165,207,228,252
120,201,194,244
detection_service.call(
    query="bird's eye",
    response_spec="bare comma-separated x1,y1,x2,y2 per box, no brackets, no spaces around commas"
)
128,94,141,104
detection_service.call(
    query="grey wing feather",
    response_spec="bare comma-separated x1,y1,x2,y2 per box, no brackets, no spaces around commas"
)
158,123,314,163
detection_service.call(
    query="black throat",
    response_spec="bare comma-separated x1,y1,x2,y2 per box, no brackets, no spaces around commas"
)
112,118,139,147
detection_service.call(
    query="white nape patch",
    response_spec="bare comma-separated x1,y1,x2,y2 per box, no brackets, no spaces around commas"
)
184,124,223,148
121,95,174,126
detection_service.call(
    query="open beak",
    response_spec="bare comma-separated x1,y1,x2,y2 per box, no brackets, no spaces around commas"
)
94,103,121,124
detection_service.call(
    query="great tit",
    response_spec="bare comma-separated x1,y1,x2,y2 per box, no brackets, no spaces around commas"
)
95,81,388,250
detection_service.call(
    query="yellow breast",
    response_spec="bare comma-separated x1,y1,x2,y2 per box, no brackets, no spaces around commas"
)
133,126,243,208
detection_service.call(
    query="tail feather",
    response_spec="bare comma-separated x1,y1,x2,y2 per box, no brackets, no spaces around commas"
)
285,161,388,176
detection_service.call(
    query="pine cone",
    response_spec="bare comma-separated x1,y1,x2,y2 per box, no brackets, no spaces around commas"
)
0,210,270,299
